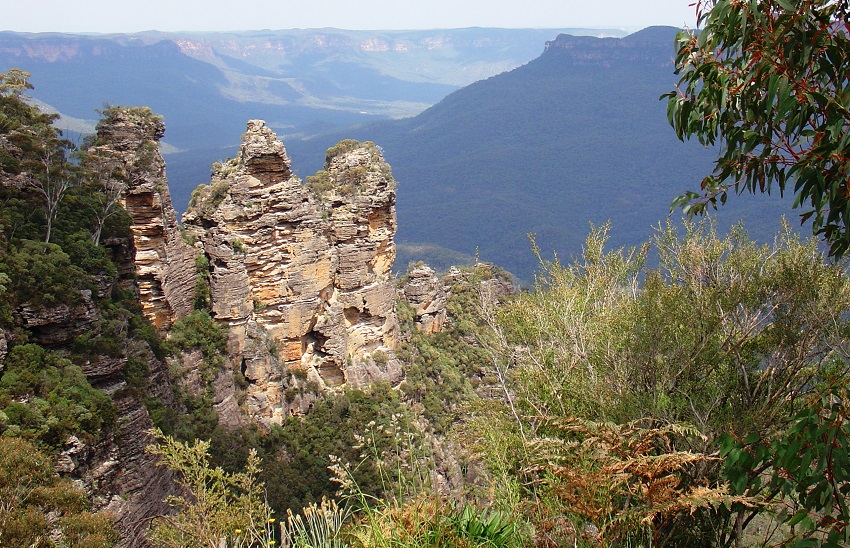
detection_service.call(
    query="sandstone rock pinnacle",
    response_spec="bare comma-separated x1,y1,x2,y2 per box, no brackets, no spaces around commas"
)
94,107,196,331
183,121,401,428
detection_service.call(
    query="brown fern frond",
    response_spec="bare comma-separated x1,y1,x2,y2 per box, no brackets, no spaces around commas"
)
525,415,748,544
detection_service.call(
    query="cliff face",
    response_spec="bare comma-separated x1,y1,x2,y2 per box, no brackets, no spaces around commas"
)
94,108,196,331
181,121,401,427
66,110,193,546
6,285,176,547
56,391,177,548
401,265,448,334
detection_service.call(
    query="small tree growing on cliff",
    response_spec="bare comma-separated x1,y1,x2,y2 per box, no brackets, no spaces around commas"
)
27,125,77,243
0,69,77,243
146,428,274,548
78,142,127,246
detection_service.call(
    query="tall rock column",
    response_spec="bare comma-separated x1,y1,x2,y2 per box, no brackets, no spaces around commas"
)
93,107,196,330
313,139,400,387
183,121,401,428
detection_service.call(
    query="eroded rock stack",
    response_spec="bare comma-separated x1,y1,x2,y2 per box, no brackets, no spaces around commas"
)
181,121,401,427
401,264,448,334
94,107,196,330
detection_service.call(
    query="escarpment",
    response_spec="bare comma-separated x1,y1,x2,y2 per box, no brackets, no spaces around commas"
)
178,121,402,427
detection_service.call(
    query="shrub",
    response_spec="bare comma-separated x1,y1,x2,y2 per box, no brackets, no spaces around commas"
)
188,178,230,218
146,429,274,548
0,343,115,446
305,170,334,197
263,385,413,514
193,253,211,311
1,239,89,307
169,310,227,383
0,436,119,547
472,220,850,544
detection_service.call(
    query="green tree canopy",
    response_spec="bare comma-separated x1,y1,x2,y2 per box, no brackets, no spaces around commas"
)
666,0,850,255
0,69,77,243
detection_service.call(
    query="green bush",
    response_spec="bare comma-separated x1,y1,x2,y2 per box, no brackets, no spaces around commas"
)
188,177,230,218
1,240,89,307
193,253,212,311
346,497,526,548
263,385,413,514
146,429,274,548
471,220,850,545
0,343,115,446
59,230,117,278
324,139,367,162
0,436,119,547
169,310,227,382
305,170,333,197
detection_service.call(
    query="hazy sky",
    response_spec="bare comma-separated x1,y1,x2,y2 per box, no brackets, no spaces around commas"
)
2,0,698,33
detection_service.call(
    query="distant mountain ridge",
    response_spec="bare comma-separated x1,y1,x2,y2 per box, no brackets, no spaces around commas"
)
0,27,621,215
1,26,797,281
286,26,796,280
0,27,622,123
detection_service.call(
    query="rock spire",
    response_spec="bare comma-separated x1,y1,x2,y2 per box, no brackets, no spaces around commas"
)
94,107,196,330
182,121,401,427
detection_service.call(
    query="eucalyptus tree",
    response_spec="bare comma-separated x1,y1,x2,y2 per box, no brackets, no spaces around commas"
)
666,0,850,255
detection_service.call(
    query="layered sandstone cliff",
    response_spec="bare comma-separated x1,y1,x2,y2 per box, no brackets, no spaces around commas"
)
61,110,190,546
93,107,196,331
181,121,401,427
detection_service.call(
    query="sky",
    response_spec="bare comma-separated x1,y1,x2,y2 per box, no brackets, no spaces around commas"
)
1,0,698,34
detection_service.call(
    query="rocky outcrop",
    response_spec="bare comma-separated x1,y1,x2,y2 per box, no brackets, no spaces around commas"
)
102,392,177,547
401,265,448,334
55,388,177,548
14,290,100,346
94,107,196,331
182,122,401,427
27,109,192,545
399,262,515,337
446,263,515,306
5,252,180,546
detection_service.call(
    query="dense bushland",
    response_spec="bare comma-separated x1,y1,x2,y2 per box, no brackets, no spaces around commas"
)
468,221,850,546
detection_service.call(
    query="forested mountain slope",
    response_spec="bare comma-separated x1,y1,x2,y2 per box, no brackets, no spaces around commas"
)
288,26,796,280
0,27,615,214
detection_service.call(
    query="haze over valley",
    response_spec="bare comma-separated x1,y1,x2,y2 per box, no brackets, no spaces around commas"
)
0,25,795,279
2,1,846,545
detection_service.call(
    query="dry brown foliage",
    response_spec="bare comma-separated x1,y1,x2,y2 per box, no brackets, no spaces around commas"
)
526,417,758,546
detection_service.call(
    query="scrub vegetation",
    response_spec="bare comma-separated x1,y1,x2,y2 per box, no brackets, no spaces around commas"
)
3,2,850,544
